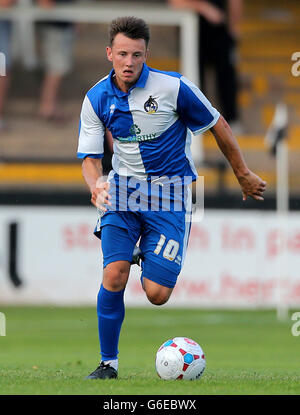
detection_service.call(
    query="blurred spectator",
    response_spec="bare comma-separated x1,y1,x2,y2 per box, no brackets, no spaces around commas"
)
169,0,243,133
37,0,75,122
0,0,75,131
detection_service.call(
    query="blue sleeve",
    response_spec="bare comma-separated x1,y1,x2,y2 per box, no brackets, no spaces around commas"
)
177,76,220,134
77,153,104,159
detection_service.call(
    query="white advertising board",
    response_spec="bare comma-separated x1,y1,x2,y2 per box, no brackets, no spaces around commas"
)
1,206,300,308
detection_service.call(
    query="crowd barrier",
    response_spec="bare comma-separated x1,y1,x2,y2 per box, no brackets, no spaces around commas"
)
1,206,300,308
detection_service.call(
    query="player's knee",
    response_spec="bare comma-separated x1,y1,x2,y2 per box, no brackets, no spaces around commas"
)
103,261,130,291
105,272,127,291
145,284,172,306
147,292,170,306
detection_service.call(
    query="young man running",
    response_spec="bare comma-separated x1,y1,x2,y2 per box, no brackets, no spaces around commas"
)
77,16,266,379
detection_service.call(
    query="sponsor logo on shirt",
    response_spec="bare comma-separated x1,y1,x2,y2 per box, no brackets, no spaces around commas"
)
117,123,157,142
129,124,141,136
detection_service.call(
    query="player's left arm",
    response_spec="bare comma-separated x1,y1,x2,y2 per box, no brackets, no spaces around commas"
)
210,115,267,201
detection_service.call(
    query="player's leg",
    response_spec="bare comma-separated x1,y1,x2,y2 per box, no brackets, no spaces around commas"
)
139,209,192,306
95,259,130,376
143,277,173,306
87,218,140,379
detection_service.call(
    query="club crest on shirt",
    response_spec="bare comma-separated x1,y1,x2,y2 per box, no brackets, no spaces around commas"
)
144,95,158,114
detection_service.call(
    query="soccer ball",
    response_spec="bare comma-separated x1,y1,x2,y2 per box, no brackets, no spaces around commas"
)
155,337,206,380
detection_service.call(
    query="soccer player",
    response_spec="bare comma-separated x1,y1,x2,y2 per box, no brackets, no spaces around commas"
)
77,16,266,379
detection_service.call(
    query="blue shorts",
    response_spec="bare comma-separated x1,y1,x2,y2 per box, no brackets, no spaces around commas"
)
95,210,191,288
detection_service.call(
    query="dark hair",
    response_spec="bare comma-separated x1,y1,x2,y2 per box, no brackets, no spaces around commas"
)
109,16,150,47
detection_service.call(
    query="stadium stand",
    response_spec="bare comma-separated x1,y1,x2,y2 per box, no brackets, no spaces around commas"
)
0,0,299,201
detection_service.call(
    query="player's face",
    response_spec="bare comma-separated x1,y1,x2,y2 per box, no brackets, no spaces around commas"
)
106,33,148,93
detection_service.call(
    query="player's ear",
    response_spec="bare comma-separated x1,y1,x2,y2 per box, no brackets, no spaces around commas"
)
106,46,113,62
145,48,149,61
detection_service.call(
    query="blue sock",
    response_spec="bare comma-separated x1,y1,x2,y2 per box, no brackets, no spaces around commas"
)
97,284,125,361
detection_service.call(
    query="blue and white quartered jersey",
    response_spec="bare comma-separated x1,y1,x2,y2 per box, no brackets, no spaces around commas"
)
77,63,220,185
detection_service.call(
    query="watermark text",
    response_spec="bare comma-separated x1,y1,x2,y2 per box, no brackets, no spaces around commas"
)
95,172,204,223
291,312,300,336
291,52,300,77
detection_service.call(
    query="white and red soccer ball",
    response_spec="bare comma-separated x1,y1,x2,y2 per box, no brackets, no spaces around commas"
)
155,337,206,380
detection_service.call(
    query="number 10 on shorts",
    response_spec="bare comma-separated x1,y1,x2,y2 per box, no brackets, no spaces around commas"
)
154,234,179,261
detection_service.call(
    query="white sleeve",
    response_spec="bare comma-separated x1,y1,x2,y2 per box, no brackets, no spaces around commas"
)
77,95,105,159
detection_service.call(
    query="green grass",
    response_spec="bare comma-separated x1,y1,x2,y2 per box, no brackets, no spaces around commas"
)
0,307,300,395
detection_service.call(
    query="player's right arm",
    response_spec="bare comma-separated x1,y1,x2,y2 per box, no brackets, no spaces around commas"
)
77,94,111,211
82,157,111,211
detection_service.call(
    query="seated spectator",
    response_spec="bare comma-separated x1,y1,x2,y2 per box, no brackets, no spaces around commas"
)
37,0,75,122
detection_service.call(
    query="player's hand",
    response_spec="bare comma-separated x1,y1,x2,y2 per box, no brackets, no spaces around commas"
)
237,170,267,201
91,181,111,212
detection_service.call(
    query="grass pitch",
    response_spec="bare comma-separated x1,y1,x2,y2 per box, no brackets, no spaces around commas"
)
0,306,299,395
